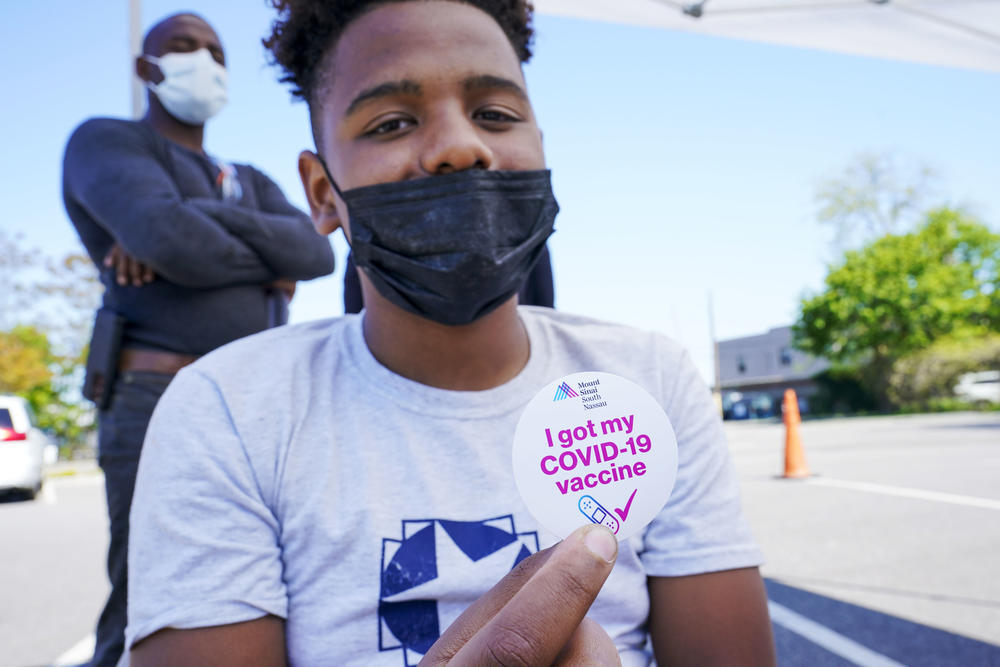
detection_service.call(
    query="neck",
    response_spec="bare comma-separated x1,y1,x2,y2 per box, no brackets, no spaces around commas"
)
143,94,205,153
361,295,529,391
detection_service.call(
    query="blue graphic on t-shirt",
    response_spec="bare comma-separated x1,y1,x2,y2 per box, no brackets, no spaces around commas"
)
378,515,539,666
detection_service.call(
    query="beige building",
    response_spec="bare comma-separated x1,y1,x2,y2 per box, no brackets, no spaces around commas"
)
718,326,829,419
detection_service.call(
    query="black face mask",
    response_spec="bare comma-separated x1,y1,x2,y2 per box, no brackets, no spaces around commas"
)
321,162,558,326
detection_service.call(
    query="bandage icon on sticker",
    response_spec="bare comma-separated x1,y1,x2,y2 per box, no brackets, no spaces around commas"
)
578,495,619,534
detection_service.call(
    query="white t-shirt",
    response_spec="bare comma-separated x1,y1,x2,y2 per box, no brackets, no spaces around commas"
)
126,307,762,666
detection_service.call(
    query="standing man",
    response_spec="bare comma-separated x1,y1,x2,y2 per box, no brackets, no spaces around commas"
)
61,12,335,667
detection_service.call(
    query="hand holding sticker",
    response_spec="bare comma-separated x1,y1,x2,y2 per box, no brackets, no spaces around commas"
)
512,372,679,542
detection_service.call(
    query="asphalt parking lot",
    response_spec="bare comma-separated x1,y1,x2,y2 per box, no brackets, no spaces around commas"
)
727,411,1000,664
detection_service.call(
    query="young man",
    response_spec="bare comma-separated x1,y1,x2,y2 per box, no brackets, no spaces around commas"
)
126,2,776,665
62,13,334,667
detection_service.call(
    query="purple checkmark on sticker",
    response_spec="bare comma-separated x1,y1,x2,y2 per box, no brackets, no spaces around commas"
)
614,488,638,523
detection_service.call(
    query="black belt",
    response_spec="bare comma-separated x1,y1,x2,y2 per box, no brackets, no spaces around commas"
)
118,349,199,375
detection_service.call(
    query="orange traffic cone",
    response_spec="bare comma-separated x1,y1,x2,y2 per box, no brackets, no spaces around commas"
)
782,389,810,479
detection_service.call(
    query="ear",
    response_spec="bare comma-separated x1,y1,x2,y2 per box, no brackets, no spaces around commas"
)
135,56,164,85
298,150,344,237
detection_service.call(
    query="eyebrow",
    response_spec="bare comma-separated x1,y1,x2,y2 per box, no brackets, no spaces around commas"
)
163,34,223,53
343,74,528,118
463,74,528,100
344,80,422,117
164,35,196,47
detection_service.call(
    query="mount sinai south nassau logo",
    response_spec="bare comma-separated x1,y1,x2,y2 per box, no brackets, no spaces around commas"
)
553,382,580,401
378,516,539,666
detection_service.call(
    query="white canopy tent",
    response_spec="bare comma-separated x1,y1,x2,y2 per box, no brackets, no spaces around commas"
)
532,0,1000,73
126,1,1000,115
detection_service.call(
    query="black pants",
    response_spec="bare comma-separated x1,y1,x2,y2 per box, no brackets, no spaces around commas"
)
91,371,173,667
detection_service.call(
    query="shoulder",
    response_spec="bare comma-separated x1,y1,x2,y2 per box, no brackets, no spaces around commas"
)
520,306,702,413
521,306,688,367
67,117,148,145
227,161,266,189
190,317,353,392
154,318,356,475
65,117,157,161
234,162,280,189
233,161,264,176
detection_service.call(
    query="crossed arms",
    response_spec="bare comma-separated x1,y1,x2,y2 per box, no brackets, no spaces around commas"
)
63,119,334,289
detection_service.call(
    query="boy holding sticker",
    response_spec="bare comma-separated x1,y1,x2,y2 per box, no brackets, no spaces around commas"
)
125,1,776,665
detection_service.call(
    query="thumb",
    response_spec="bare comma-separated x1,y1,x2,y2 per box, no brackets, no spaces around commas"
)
447,524,617,666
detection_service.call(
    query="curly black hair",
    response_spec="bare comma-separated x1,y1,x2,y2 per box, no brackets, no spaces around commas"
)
263,0,535,107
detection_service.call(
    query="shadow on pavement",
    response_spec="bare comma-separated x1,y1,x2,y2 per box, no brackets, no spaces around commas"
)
766,579,1000,666
771,575,1000,610
0,489,37,504
927,421,1000,430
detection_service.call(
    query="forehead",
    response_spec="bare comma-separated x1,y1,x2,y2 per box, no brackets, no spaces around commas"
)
147,15,221,53
323,1,525,111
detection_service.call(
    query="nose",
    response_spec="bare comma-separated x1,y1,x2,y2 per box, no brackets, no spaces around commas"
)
419,109,494,175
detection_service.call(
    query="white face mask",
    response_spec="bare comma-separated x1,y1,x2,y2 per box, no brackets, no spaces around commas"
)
143,48,228,125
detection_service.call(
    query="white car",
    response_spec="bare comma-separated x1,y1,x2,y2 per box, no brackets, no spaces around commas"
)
955,370,1000,405
0,394,57,499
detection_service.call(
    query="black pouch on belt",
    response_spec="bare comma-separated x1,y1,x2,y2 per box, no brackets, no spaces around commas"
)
82,308,125,410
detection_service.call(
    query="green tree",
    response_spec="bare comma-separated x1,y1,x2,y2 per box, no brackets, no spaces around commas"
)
0,230,44,328
0,230,101,455
0,325,54,395
816,152,937,250
35,251,103,364
0,324,94,453
793,208,1000,409
888,332,1000,410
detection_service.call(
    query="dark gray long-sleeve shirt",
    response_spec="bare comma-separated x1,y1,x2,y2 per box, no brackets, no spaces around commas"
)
63,117,335,355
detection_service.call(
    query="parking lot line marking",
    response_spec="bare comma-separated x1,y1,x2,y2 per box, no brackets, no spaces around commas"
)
807,478,1000,511
48,473,105,488
51,633,94,666
768,601,905,667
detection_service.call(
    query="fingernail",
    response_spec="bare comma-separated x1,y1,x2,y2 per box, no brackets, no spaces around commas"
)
584,526,617,562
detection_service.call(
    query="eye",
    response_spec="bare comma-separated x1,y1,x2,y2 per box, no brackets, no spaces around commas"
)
363,116,416,137
166,37,197,53
474,107,523,127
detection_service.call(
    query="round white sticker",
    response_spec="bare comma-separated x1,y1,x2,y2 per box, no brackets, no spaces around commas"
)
512,371,679,542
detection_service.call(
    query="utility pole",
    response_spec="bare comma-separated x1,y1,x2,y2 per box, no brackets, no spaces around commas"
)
129,0,144,119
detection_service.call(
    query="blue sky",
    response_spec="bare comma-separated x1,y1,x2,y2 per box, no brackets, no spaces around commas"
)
3,2,998,383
